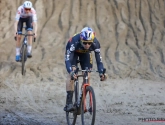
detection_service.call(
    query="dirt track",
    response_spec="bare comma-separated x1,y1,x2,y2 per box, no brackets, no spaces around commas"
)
0,78,165,125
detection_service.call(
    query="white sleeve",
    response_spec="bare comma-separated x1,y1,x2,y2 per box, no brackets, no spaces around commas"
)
15,7,21,21
31,8,37,22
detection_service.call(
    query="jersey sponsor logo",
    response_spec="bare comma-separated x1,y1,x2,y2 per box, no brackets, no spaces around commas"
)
89,53,93,64
99,53,102,62
65,55,70,61
65,50,71,61
75,49,89,53
95,49,100,53
21,8,23,13
67,50,71,54
70,44,75,51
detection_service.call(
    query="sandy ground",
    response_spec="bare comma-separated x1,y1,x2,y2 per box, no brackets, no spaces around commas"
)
0,76,165,125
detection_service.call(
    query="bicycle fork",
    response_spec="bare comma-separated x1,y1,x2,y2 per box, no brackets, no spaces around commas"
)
82,83,92,113
76,81,83,115
21,38,28,58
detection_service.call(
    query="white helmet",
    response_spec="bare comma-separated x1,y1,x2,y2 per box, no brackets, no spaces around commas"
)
23,1,32,9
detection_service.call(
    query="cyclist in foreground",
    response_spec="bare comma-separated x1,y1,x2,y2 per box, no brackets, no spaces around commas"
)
14,1,37,62
64,27,107,112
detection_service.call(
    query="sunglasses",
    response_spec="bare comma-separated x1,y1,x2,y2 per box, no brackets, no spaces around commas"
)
25,8,31,11
83,42,92,45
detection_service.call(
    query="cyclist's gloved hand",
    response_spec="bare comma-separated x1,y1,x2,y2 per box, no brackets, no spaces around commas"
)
14,32,17,41
70,71,77,80
99,68,107,81
34,33,37,38
99,73,107,81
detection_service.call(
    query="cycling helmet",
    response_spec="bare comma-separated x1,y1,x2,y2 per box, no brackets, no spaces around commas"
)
80,27,95,42
23,1,32,9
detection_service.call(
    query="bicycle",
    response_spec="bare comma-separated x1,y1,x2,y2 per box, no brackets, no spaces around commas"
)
15,27,35,75
66,62,106,125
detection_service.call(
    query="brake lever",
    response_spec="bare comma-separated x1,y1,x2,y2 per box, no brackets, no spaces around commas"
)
34,38,36,42
14,36,17,41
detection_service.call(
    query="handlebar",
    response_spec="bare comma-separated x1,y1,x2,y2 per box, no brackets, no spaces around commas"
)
71,67,106,80
71,60,106,80
21,33,34,36
77,69,99,73
75,67,106,74
14,33,36,42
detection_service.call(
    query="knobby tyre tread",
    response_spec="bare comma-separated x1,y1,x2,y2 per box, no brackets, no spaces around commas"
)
81,86,96,125
21,44,27,76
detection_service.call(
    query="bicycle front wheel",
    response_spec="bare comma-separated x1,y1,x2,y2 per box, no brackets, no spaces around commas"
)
81,86,96,125
21,44,27,76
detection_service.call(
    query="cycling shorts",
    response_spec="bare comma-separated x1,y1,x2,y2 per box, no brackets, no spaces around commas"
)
71,52,93,70
17,17,33,33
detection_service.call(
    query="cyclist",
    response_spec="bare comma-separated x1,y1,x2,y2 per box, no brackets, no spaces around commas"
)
14,1,37,62
64,27,107,112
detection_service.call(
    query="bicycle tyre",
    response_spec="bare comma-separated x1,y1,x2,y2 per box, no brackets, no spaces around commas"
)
21,44,27,76
81,86,96,125
66,80,79,125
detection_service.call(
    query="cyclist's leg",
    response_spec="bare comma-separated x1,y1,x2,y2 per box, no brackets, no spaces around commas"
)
15,18,23,61
26,16,33,57
79,52,93,84
64,53,78,111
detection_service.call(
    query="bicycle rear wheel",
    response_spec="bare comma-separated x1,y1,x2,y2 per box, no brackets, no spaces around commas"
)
81,86,96,125
66,81,79,125
21,44,27,76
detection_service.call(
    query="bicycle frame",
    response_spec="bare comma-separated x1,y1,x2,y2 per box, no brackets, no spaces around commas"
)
18,28,35,75
20,33,34,59
66,63,105,125
20,34,28,52
19,28,35,53
66,66,99,125
75,68,96,113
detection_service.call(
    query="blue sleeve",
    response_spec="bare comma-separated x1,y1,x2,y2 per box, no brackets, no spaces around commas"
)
95,52,104,73
94,39,104,73
65,39,75,73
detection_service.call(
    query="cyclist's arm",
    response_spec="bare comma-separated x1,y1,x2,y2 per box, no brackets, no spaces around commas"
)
94,39,104,73
32,8,38,36
65,41,75,73
95,51,104,72
14,21,18,35
33,22,37,35
14,7,21,35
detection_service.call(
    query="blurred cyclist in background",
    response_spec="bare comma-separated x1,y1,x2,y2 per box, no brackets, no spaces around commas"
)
14,1,37,61
64,27,107,112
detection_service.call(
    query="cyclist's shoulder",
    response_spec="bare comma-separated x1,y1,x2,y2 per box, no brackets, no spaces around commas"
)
17,5,23,11
31,7,37,14
68,33,80,43
66,33,81,51
93,37,99,44
72,33,80,40
92,37,101,49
